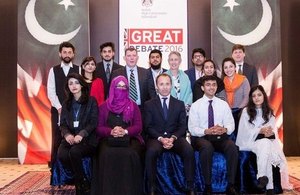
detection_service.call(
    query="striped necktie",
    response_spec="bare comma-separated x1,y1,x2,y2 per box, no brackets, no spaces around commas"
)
238,64,243,74
129,69,138,102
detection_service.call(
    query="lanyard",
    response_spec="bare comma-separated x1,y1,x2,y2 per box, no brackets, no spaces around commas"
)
73,104,81,121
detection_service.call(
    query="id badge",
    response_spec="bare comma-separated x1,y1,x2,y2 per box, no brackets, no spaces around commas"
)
74,121,79,128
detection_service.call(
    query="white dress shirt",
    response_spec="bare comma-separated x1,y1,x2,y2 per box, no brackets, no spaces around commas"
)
47,62,73,110
188,95,235,137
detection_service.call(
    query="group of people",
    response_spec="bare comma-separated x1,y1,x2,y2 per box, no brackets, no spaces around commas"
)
47,41,291,195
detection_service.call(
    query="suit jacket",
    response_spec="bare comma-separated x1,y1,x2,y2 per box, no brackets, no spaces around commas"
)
184,67,196,89
60,97,99,147
95,61,122,98
111,66,149,107
146,68,167,99
242,63,258,87
144,96,187,139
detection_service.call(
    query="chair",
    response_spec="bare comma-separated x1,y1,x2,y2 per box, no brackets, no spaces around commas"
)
50,157,92,186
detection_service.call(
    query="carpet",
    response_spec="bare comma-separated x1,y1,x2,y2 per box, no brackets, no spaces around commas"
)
0,171,75,194
0,171,300,194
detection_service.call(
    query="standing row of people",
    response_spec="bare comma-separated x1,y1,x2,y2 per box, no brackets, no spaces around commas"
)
47,41,290,195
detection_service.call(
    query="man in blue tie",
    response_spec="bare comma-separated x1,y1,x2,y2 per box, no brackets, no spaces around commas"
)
144,73,195,195
188,75,238,195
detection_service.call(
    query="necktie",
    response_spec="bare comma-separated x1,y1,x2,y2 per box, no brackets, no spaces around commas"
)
129,69,138,102
105,63,110,82
238,64,243,75
162,97,168,120
208,100,214,128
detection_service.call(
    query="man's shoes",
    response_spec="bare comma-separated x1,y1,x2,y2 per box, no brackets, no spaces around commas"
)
203,185,212,195
149,186,156,195
226,185,239,195
186,190,195,195
257,176,269,189
266,189,274,195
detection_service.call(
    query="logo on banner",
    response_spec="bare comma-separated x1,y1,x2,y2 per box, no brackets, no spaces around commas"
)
142,0,153,7
123,28,183,52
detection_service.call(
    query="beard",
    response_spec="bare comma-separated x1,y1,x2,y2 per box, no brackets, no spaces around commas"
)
150,63,161,70
61,57,72,64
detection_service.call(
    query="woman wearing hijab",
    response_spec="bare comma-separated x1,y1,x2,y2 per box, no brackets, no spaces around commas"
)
91,76,144,195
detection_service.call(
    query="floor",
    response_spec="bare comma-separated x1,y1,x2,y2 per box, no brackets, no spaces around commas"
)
0,157,299,194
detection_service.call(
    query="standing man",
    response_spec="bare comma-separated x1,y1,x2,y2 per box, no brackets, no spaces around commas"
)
188,75,238,195
147,49,167,99
47,42,80,167
111,47,149,111
144,73,195,195
231,44,258,87
95,42,122,98
185,48,206,88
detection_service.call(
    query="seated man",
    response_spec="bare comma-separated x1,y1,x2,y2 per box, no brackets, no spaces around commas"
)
144,73,195,195
188,75,239,195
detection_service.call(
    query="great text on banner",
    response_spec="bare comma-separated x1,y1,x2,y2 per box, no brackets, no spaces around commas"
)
119,0,188,70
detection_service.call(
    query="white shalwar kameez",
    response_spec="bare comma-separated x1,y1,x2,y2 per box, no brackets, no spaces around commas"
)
236,108,293,190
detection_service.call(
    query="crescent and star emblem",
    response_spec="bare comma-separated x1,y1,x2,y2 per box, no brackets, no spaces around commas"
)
217,0,272,46
25,0,81,45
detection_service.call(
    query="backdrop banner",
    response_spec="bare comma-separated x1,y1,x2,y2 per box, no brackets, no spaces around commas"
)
17,0,89,164
119,0,188,70
211,0,283,140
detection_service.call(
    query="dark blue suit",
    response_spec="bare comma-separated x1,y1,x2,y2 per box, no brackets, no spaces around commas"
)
146,68,167,99
185,67,197,89
144,96,195,191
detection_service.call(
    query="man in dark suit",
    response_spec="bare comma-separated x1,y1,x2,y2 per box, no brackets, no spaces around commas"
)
95,42,122,98
111,47,149,110
232,44,258,87
147,49,167,99
144,73,195,195
185,48,206,89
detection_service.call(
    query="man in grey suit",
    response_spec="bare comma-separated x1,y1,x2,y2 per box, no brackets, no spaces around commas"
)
111,47,149,111
232,44,258,87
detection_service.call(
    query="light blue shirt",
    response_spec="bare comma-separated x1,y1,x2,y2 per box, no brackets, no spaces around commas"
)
126,65,141,105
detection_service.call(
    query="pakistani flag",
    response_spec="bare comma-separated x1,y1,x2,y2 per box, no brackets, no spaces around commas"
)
212,0,283,139
18,0,89,164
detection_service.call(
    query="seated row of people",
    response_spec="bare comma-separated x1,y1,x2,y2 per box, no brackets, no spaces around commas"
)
56,72,291,195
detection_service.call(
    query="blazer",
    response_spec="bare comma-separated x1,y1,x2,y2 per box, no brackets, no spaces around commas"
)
184,67,196,89
146,67,167,99
144,96,187,139
111,66,149,107
242,63,258,87
60,97,99,147
95,61,123,98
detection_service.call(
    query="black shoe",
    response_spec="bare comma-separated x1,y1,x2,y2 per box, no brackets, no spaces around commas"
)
226,185,239,195
203,185,212,195
78,178,90,195
186,190,195,195
266,189,274,195
257,176,269,189
149,186,156,195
